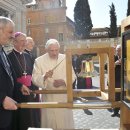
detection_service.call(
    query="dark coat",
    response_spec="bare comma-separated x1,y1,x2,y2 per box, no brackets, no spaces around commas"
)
24,49,41,127
24,49,36,65
104,55,121,89
0,50,21,128
114,55,121,88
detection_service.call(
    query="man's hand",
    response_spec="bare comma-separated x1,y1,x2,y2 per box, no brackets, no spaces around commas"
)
3,96,17,110
115,59,121,66
44,70,53,81
21,85,30,95
53,79,66,88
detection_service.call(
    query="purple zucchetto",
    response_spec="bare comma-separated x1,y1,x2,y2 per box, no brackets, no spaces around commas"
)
14,32,26,38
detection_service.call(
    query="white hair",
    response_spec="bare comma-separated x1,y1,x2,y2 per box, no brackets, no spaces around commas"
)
116,44,121,50
45,39,60,49
0,16,14,28
26,36,33,40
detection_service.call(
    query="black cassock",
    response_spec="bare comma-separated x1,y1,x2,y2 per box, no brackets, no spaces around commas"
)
25,49,41,127
8,49,40,130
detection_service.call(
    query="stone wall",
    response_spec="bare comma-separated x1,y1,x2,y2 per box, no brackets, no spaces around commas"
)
0,0,32,32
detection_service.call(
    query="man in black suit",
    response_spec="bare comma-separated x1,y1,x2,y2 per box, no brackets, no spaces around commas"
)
111,45,121,117
0,16,30,130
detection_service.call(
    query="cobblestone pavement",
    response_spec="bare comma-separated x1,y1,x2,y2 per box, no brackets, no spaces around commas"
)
73,64,120,129
73,108,120,129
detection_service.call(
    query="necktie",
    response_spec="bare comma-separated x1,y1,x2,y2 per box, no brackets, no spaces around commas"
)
0,48,14,86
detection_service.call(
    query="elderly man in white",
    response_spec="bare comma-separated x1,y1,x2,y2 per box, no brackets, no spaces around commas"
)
32,39,76,129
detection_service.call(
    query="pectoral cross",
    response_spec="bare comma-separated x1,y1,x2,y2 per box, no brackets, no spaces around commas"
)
23,71,27,78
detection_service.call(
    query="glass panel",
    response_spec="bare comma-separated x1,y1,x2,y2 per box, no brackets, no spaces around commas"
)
126,40,130,100
122,30,130,108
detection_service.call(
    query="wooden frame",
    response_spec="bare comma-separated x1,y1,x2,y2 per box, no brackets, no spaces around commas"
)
17,47,121,109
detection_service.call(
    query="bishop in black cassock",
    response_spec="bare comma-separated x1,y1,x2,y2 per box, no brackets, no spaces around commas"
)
8,49,38,130
8,32,40,130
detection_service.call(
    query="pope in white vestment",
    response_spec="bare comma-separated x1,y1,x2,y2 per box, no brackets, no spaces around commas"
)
32,39,76,129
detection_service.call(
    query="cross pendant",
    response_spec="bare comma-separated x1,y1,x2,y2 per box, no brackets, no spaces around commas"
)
23,71,27,78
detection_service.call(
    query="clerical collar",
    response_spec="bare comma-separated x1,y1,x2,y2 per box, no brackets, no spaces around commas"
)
13,48,23,55
25,49,31,52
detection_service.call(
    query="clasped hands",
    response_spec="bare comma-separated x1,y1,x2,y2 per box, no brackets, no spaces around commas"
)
44,70,66,87
115,58,121,66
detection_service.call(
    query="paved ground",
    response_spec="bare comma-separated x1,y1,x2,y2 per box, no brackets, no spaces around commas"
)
72,63,120,129
73,109,120,129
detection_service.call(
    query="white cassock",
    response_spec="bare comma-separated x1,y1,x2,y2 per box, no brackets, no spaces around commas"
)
32,53,76,129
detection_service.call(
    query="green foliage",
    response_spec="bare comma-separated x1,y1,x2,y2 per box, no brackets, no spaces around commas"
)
127,0,130,16
74,0,93,39
0,8,9,17
109,3,118,38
